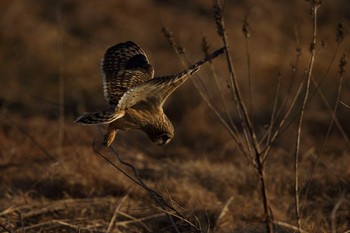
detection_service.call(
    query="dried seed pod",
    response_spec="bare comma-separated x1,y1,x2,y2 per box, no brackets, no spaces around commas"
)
213,0,224,37
339,54,347,75
201,37,210,57
336,23,345,44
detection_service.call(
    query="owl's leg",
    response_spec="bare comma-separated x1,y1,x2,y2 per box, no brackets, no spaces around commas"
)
103,126,118,147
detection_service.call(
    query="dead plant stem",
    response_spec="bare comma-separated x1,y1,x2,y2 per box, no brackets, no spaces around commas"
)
256,157,274,233
244,25,254,128
301,54,347,217
331,193,345,233
213,0,260,156
162,28,249,157
213,1,273,232
56,5,64,158
294,3,320,232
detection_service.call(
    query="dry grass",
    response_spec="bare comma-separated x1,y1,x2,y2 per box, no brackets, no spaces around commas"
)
1,0,350,232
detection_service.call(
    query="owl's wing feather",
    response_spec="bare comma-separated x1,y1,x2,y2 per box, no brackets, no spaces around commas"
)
117,71,192,110
101,41,154,105
75,107,125,125
117,47,225,110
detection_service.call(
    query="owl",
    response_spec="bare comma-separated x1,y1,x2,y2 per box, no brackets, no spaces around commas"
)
76,41,224,146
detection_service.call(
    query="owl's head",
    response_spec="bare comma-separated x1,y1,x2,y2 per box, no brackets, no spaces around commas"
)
144,114,174,145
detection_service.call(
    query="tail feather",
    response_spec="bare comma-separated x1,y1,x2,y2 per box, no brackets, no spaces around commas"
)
75,108,124,125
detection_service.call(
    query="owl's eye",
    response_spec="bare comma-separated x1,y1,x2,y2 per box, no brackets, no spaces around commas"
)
162,135,170,141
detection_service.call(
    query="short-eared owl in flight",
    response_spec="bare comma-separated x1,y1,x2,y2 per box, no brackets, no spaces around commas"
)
76,41,224,146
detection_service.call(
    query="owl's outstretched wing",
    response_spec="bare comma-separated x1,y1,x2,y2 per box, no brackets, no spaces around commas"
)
117,47,225,110
101,41,154,105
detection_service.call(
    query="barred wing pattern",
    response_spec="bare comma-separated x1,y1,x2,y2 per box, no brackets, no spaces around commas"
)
117,47,225,110
76,41,225,146
75,107,125,125
101,41,154,105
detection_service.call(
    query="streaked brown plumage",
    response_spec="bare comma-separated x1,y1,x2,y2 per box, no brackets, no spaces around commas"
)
75,41,224,146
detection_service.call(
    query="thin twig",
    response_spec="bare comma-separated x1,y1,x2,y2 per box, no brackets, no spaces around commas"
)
213,1,274,232
284,45,302,113
339,100,350,108
261,69,305,163
163,26,249,158
213,196,234,232
273,220,310,233
92,141,143,188
294,2,321,232
151,205,201,231
14,124,56,161
201,37,238,137
106,193,129,233
263,72,282,147
17,211,25,233
0,223,12,233
243,16,254,128
301,53,348,217
115,212,164,231
214,0,260,156
21,219,105,233
331,192,345,233
95,127,182,233
311,77,350,147
56,4,64,158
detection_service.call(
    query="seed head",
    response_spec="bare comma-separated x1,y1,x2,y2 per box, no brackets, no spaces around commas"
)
336,23,346,44
296,47,302,56
339,54,347,76
201,37,210,57
213,0,224,37
162,26,176,48
242,18,250,39
177,46,186,55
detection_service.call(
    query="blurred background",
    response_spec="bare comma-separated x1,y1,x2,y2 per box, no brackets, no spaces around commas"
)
0,0,349,232
1,0,349,118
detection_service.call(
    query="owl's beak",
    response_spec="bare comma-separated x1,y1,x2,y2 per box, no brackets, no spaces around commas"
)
154,134,172,145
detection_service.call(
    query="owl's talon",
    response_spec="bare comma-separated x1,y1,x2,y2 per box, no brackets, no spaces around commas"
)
103,135,112,147
103,128,117,147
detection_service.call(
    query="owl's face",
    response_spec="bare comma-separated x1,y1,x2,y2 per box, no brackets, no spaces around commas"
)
143,112,174,145
145,121,174,145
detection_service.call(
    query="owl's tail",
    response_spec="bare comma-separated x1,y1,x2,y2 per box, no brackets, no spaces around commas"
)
75,108,124,125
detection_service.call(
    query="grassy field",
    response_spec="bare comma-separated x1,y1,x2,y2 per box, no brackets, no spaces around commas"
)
1,0,349,232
